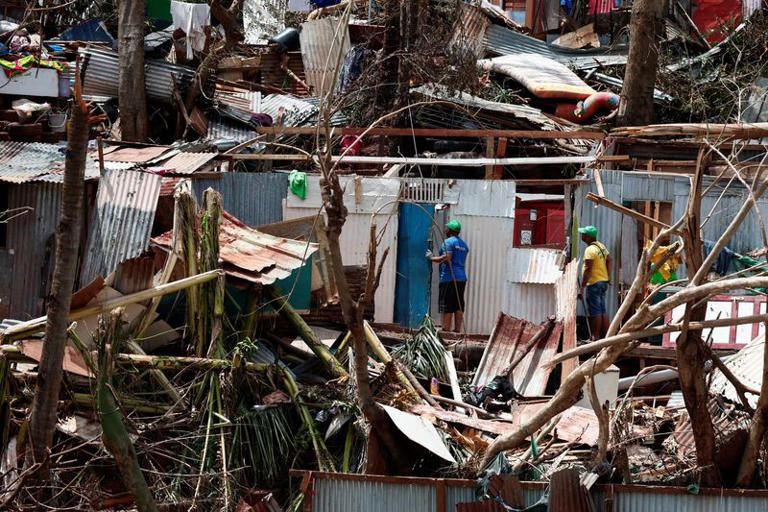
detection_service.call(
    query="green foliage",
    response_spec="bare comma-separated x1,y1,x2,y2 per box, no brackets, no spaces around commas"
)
392,316,448,380
230,405,300,485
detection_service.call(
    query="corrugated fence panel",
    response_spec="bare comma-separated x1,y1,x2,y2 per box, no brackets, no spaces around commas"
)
299,17,350,97
284,176,400,323
81,170,161,286
445,485,476,511
454,215,515,333
308,474,768,512
191,172,288,227
5,183,62,318
613,488,767,512
504,283,557,323
312,477,437,512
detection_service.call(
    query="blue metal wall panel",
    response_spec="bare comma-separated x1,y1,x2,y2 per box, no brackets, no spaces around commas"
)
191,172,288,227
394,202,434,328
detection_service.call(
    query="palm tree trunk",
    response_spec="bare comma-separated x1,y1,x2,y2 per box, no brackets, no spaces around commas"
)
28,99,90,468
118,0,148,141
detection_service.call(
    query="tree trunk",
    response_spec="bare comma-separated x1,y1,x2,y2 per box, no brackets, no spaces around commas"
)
27,99,89,467
318,155,415,473
736,321,768,486
616,0,662,126
118,0,148,141
265,285,348,379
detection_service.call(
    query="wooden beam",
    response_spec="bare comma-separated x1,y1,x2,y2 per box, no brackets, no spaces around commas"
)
493,137,508,180
229,154,597,167
253,126,606,139
593,168,605,197
484,136,495,179
586,192,681,234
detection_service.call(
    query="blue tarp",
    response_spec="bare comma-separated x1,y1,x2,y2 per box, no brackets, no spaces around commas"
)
59,19,115,45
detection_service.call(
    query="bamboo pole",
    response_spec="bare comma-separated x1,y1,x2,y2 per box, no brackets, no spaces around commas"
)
97,313,158,512
265,285,348,379
0,270,222,342
0,346,269,374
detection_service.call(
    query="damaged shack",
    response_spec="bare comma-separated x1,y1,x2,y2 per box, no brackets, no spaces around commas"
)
3,0,768,510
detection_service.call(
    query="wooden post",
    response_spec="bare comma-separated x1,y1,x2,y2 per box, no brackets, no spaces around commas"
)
485,136,495,179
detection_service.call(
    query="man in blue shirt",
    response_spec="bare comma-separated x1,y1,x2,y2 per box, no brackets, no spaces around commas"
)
427,220,469,332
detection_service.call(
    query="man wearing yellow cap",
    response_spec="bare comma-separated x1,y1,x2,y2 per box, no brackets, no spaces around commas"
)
578,226,611,340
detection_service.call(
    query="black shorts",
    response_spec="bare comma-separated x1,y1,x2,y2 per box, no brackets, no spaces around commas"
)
439,281,466,314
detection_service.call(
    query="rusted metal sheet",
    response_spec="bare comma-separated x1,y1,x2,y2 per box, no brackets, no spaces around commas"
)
472,313,563,395
81,169,162,286
556,259,579,383
102,145,170,163
299,17,350,97
549,468,596,512
450,3,490,59
5,182,62,317
153,211,318,285
154,152,218,174
0,142,100,183
508,248,563,284
555,406,600,446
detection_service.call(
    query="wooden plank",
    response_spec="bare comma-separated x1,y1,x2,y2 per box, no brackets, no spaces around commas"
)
254,126,606,139
587,193,681,234
593,168,605,197
485,136,495,179
230,154,597,167
493,137,508,180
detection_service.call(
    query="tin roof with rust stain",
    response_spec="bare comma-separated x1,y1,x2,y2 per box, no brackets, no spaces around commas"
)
152,211,318,285
472,313,562,396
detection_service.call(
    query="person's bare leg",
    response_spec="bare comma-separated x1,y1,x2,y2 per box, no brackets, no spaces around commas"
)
588,316,601,341
455,311,464,332
442,313,453,332
600,313,609,339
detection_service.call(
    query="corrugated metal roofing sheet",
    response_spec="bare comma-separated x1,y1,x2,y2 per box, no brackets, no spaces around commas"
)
80,169,162,285
0,142,100,183
503,283,557,324
299,17,351,97
216,90,320,128
152,210,318,285
305,471,768,512
507,247,563,284
191,172,288,227
412,84,561,130
710,334,765,408
153,151,218,174
78,46,195,103
450,2,489,58
472,313,562,394
102,145,170,163
4,182,62,317
208,118,257,142
483,24,628,69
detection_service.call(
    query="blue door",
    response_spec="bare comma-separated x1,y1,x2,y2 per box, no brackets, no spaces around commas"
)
394,202,435,328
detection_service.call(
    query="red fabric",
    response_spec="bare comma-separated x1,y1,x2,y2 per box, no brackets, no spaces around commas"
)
692,0,742,43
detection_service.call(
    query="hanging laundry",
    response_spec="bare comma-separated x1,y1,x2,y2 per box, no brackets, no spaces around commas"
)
288,170,307,200
170,0,211,60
